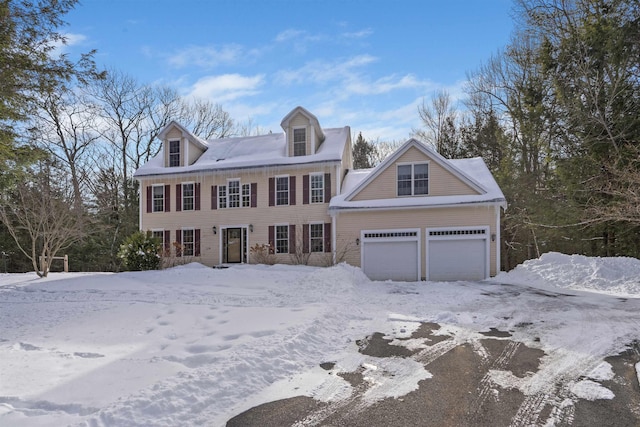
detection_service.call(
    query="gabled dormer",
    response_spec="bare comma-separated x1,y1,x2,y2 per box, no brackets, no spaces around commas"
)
280,106,325,157
158,121,208,168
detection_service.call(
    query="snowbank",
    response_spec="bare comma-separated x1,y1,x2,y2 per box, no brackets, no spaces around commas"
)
493,252,640,297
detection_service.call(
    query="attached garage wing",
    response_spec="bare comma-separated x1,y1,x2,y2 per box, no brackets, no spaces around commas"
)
361,230,420,281
427,228,489,281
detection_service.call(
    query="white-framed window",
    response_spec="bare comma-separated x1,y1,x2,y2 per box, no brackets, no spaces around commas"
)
151,229,164,245
397,163,429,196
218,180,251,209
182,182,194,211
242,183,250,207
293,128,306,156
275,225,289,254
228,180,240,208
182,228,194,257
276,176,289,206
151,229,165,254
310,173,324,203
169,140,180,167
310,223,324,252
218,185,227,209
152,185,164,212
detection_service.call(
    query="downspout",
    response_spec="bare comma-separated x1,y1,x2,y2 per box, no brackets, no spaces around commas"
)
495,204,501,275
331,211,337,265
138,180,143,231
332,164,341,265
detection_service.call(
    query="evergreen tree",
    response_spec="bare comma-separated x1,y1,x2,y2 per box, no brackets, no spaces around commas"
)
0,0,101,175
352,132,376,169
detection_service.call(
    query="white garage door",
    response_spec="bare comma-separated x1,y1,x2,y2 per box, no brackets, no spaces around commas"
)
428,233,488,281
362,231,419,281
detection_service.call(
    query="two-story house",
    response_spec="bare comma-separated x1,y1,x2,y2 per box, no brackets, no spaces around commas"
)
134,106,507,281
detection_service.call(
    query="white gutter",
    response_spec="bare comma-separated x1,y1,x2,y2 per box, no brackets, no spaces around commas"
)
329,200,507,214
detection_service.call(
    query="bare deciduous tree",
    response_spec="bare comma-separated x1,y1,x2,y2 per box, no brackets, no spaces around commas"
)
414,90,462,158
0,161,87,277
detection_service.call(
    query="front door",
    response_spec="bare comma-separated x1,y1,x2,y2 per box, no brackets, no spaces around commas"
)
223,227,247,263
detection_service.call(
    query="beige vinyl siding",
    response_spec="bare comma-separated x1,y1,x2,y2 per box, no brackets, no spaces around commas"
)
188,143,205,166
139,163,338,267
352,146,479,201
335,205,499,277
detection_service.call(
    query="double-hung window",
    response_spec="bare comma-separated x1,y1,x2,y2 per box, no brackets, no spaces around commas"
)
228,180,240,208
218,185,227,209
310,223,324,252
275,225,289,254
218,180,251,208
310,174,324,203
397,163,429,196
276,176,289,206
169,140,180,167
242,183,251,207
182,183,194,211
293,128,306,156
152,185,164,212
182,229,194,256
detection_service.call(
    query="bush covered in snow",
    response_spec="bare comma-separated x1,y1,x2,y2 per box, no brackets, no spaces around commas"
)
118,231,162,271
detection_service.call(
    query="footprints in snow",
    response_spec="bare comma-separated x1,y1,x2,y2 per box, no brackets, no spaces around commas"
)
10,342,105,358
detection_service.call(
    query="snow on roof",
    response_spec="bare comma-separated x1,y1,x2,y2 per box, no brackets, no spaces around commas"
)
331,156,506,211
134,126,349,178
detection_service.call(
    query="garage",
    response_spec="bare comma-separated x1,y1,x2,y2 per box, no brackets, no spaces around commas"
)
361,230,420,281
427,228,489,281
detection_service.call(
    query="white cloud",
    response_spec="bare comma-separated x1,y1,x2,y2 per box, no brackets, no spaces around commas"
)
275,54,378,85
345,74,431,95
167,44,253,69
275,29,305,43
187,74,265,103
49,33,87,55
342,28,373,39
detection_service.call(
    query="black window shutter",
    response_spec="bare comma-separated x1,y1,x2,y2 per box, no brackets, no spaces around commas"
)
146,186,152,213
176,184,182,212
289,224,296,254
324,223,331,252
211,185,217,210
303,224,310,254
164,185,171,212
195,229,201,256
195,183,201,210
268,177,275,206
324,173,332,203
302,175,309,204
251,183,257,208
290,176,296,205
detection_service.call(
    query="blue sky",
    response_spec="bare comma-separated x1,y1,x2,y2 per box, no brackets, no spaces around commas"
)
64,0,515,142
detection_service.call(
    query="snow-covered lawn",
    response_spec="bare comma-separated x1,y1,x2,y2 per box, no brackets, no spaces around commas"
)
1,252,639,426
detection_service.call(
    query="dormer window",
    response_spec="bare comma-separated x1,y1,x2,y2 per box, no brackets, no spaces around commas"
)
293,128,306,156
169,140,180,167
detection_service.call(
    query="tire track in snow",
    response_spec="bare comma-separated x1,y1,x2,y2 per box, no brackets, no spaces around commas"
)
470,341,522,417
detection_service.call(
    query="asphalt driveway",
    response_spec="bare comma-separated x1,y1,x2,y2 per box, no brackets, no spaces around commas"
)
228,321,640,426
